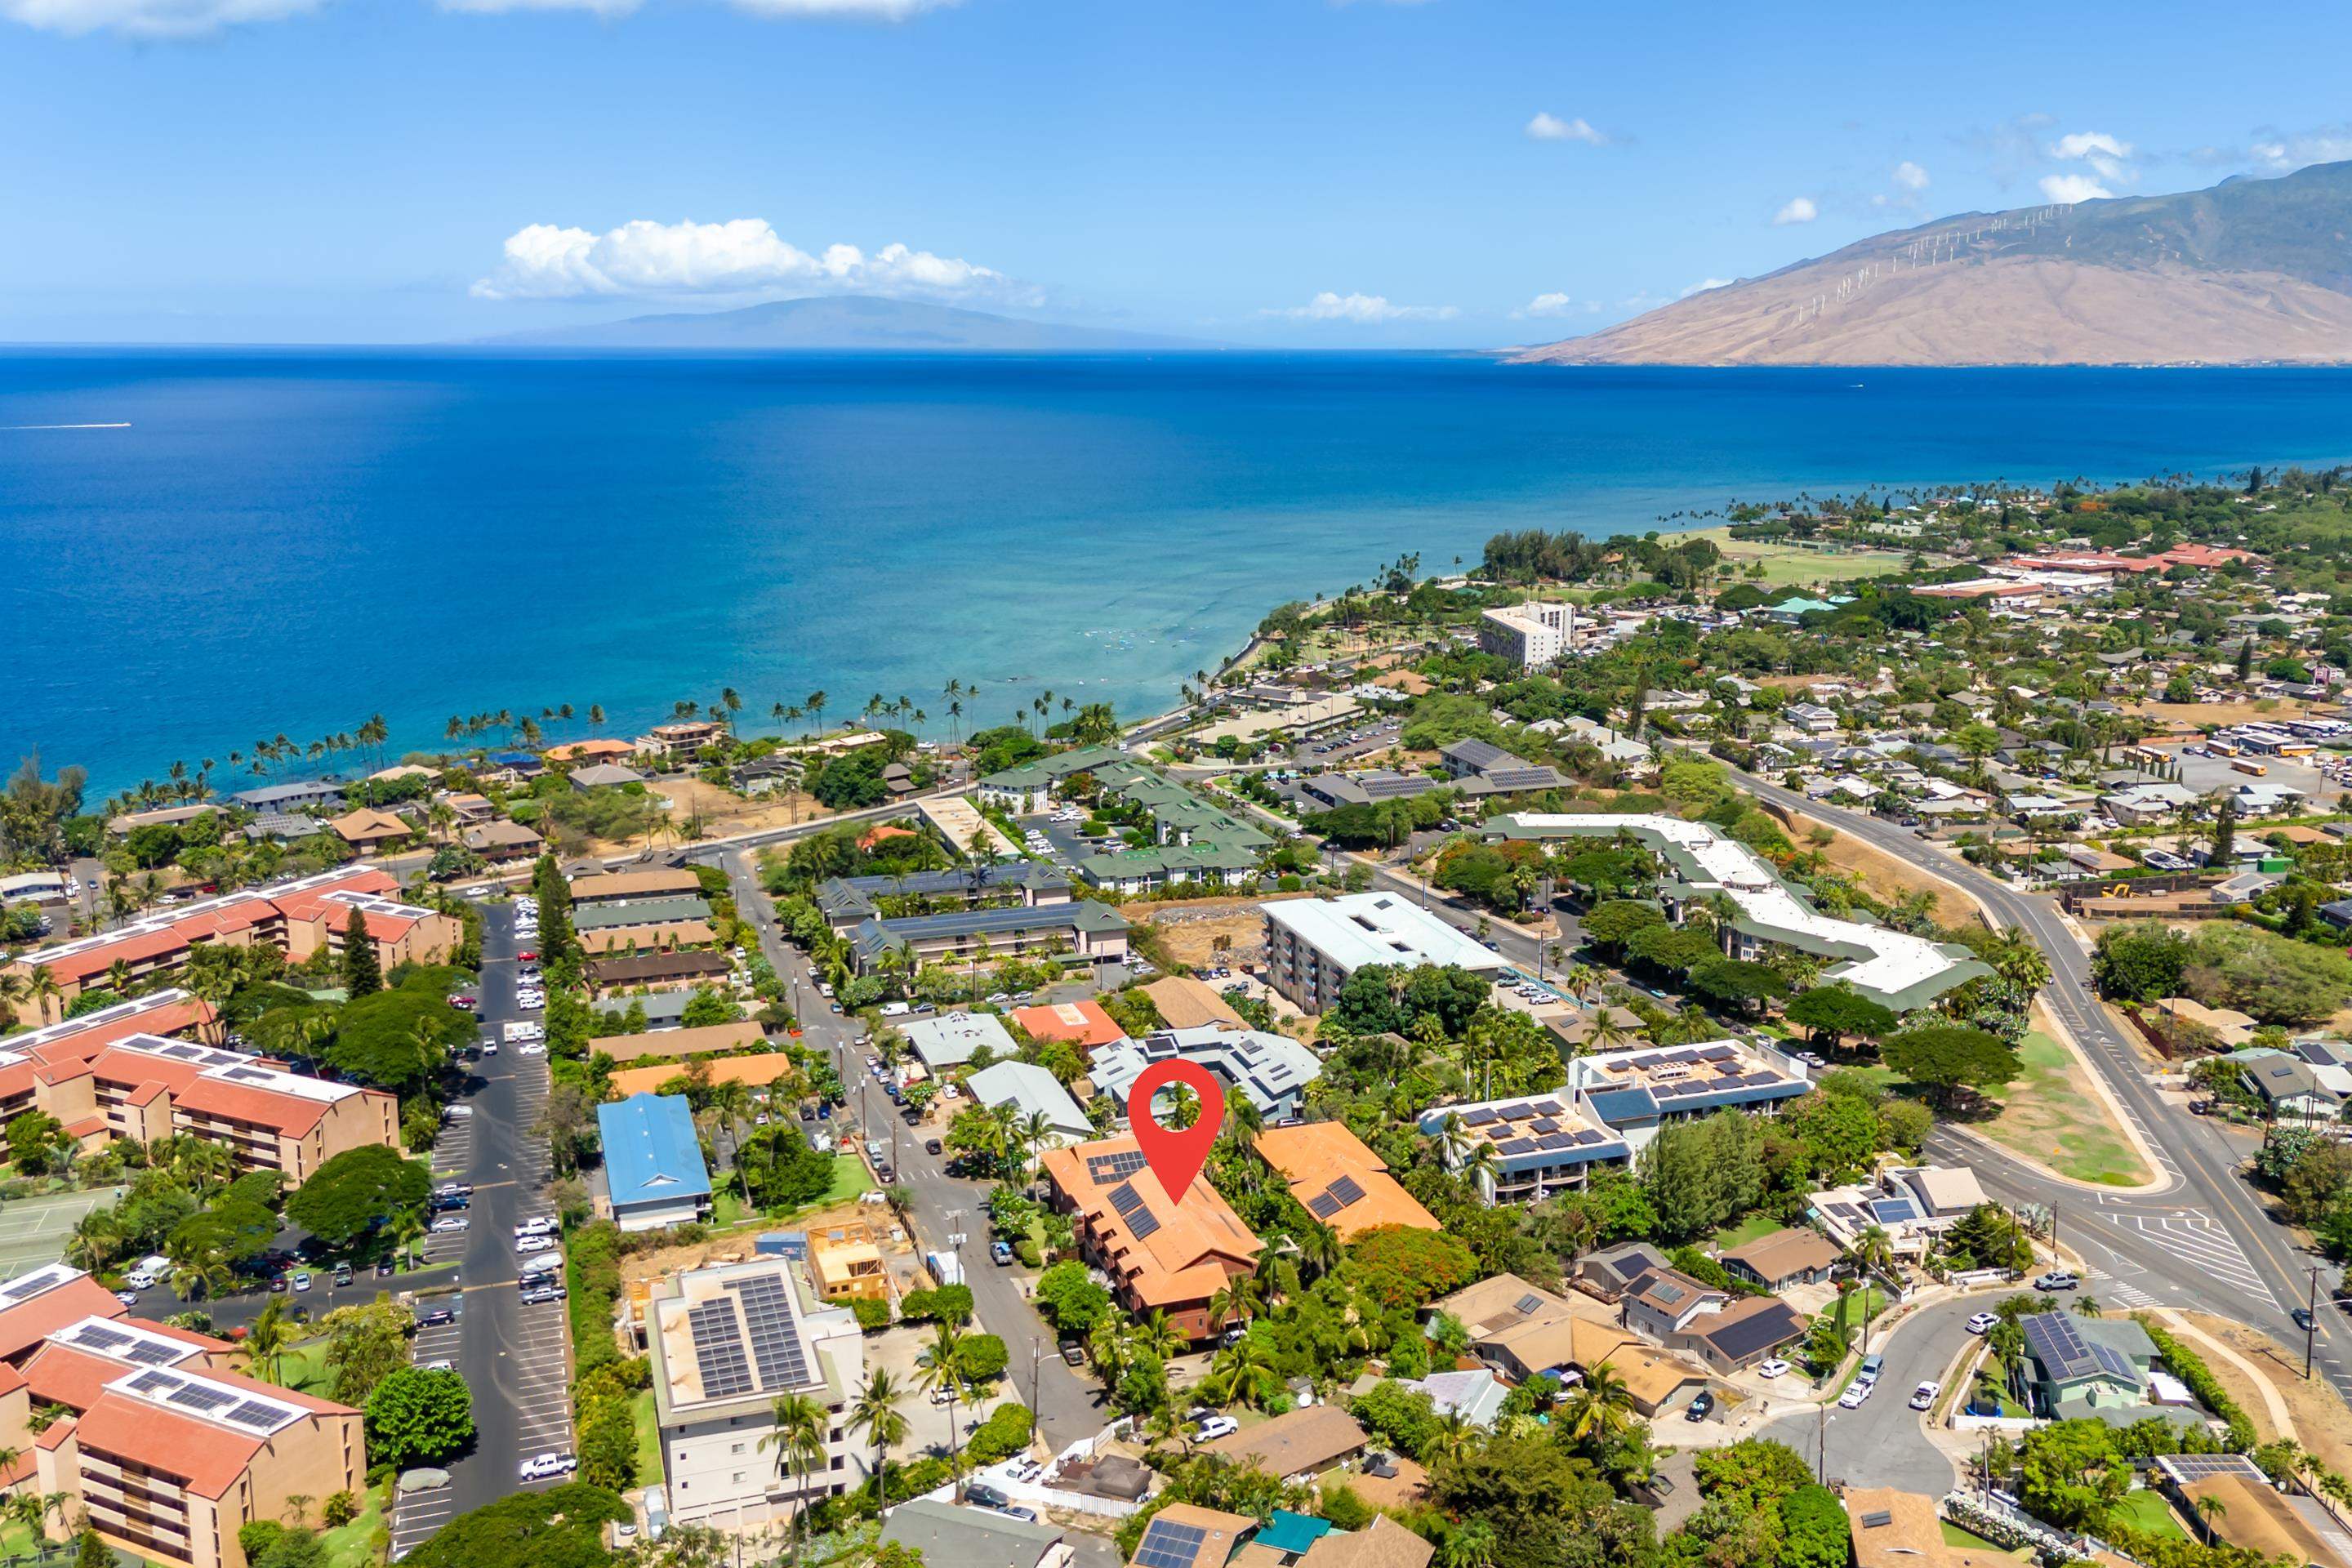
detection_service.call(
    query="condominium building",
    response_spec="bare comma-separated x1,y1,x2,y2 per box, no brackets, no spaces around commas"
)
1477,602,1580,670
0,1267,363,1568
1251,1122,1438,1240
48,1035,401,1181
0,990,218,1129
1565,1039,1812,1154
1039,1134,1262,1341
645,1256,868,1527
3,868,459,1025
1414,1094,1632,1205
843,902,1130,977
1090,1026,1323,1120
1258,894,1507,1014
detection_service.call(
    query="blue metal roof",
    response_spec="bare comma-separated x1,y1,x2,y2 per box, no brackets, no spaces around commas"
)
1584,1086,1661,1125
597,1094,711,1209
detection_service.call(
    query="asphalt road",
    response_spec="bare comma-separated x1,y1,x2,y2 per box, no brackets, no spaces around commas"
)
390,902,574,1554
718,850,1113,1453
1713,759,2352,1401
1757,1296,1984,1495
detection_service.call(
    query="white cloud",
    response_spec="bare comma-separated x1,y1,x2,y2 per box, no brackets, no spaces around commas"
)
1893,160,1930,191
723,0,956,16
1771,197,1817,225
2243,126,2352,172
1678,278,1734,299
1525,112,1609,145
1265,292,1459,324
471,218,1022,303
2048,130,2133,182
2038,173,2112,204
1515,292,1601,319
0,0,318,36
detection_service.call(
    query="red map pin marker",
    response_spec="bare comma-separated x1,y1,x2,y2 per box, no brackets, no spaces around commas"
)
1128,1058,1225,1207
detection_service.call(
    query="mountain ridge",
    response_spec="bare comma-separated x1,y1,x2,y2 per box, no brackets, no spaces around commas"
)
1513,160,2352,367
475,294,1214,351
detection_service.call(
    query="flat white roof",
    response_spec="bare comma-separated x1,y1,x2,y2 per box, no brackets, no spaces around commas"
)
1260,893,1508,976
1499,814,1974,1003
115,1034,363,1103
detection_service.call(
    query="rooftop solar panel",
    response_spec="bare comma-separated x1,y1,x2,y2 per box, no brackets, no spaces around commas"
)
1127,1205,1163,1241
1530,1118,1559,1134
127,1370,176,1395
1087,1150,1148,1184
724,1273,811,1391
1534,1098,1565,1115
167,1383,234,1414
1134,1520,1208,1568
1460,1109,1498,1126
225,1401,291,1430
72,1324,133,1352
688,1300,755,1399
126,1341,182,1367
1108,1183,1148,1219
1499,1138,1536,1155
1574,1129,1604,1145
1306,1191,1343,1219
1326,1176,1365,1209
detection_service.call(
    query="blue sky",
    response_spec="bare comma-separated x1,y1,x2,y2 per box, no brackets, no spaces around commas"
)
6,0,2351,346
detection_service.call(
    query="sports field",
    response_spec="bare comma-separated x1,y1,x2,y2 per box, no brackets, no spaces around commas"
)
0,1187,122,1278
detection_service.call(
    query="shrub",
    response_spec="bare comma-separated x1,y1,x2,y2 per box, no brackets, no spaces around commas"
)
840,1296,893,1331
898,1284,973,1325
965,1402,1035,1466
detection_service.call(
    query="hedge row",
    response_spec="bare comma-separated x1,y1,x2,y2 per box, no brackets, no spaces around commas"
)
2136,1316,2259,1452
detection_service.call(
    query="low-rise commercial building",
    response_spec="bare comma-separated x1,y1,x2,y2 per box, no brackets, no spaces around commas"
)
880,1499,1070,1568
597,1094,712,1232
1487,813,1990,1012
1259,893,1507,1014
1039,1134,1261,1340
572,867,704,903
1565,1039,1811,1154
899,1011,1018,1074
962,1062,1094,1146
815,864,1071,931
586,949,733,996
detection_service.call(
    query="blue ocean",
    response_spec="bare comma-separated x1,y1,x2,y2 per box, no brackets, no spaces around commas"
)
9,350,2352,796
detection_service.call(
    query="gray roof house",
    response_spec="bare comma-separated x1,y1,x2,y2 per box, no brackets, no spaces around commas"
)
880,1499,1067,1568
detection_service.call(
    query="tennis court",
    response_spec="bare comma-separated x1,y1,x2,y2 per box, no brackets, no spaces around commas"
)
0,1187,122,1279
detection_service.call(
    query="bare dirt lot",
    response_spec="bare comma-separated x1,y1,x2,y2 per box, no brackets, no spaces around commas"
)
649,775,841,839
2188,1312,2352,1479
1121,893,1314,968
1778,804,1977,926
2124,698,2332,729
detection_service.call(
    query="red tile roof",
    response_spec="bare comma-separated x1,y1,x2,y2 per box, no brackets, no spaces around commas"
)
18,994,216,1074
1010,999,1127,1049
73,1392,265,1499
0,1062,34,1102
172,1075,334,1137
24,1342,138,1413
0,1279,127,1363
33,1414,74,1451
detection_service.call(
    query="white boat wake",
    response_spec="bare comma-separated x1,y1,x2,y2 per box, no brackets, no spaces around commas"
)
4,422,131,430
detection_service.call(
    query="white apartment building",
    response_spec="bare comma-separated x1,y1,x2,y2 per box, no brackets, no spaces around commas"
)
1259,893,1508,1014
647,1256,869,1527
1477,602,1580,670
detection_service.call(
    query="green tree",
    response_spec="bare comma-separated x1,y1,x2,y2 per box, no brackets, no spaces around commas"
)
341,906,382,998
287,1146,430,1250
2091,922,2188,1003
399,1483,630,1568
1784,986,1898,1049
1882,1025,2022,1107
364,1366,474,1468
319,1295,416,1404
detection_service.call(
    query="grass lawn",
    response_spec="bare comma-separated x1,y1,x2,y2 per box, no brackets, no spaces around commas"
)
1684,526,1915,588
631,1389,662,1487
1708,1213,1787,1251
1832,1285,1886,1336
318,1481,388,1568
1941,1522,2028,1556
1976,1031,2152,1187
2111,1490,2189,1541
713,1188,749,1228
271,1338,336,1399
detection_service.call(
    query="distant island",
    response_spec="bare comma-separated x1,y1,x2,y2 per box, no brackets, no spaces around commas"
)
475,294,1215,352
1514,158,2352,367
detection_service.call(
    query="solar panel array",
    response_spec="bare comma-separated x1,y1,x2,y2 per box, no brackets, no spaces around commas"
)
688,1300,755,1399
2156,1454,2265,1481
70,1323,132,1352
226,1400,287,1431
1088,1150,1148,1185
1133,1519,1206,1568
2021,1312,2114,1385
1108,1182,1163,1240
724,1275,812,1391
1326,1175,1364,1209
113,1365,301,1432
168,1382,234,1414
1306,1190,1343,1219
0,1265,74,1303
62,1320,188,1368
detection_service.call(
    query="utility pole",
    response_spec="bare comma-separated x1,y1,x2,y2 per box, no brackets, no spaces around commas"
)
1031,1339,1043,1420
1815,1405,1829,1484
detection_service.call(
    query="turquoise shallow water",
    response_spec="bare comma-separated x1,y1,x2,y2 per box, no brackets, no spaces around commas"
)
7,350,2352,796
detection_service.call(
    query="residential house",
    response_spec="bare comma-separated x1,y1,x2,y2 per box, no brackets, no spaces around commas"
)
1199,1406,1368,1484
1127,1506,1254,1568
461,818,544,865
1719,1228,1841,1291
1810,1165,1989,1259
1009,999,1126,1050
963,1061,1094,1147
325,807,412,856
2020,1311,2158,1419
879,1500,1069,1568
570,763,648,791
899,1012,1018,1074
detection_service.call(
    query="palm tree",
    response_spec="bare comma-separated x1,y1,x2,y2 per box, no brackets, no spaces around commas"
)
1133,1310,1186,1364
760,1391,830,1562
849,1369,908,1508
914,1322,969,1498
2194,1492,2228,1544
1846,1225,1896,1285
1560,1361,1636,1445
247,1295,292,1385
1419,1409,1479,1468
24,966,61,1027
1198,1334,1281,1410
1207,1275,1259,1336
1295,1218,1343,1284
389,1208,427,1272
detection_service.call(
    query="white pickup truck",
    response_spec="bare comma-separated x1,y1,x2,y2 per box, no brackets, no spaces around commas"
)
504,1021,545,1045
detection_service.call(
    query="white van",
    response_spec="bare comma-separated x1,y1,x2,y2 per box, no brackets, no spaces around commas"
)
879,1001,911,1018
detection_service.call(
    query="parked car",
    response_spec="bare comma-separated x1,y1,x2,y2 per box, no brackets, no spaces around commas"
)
1754,1358,1789,1379
1684,1392,1714,1422
430,1216,470,1235
522,1285,567,1305
518,1236,557,1254
292,1272,313,1292
516,1216,559,1236
1004,1457,1044,1484
1193,1415,1239,1441
924,1138,943,1156
1060,1342,1087,1366
1967,1312,1998,1335
416,1307,457,1327
1838,1380,1872,1409
333,1263,354,1286
1909,1380,1940,1410
2033,1271,2079,1292
990,1241,1015,1267
965,1483,1013,1511
518,1454,577,1482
